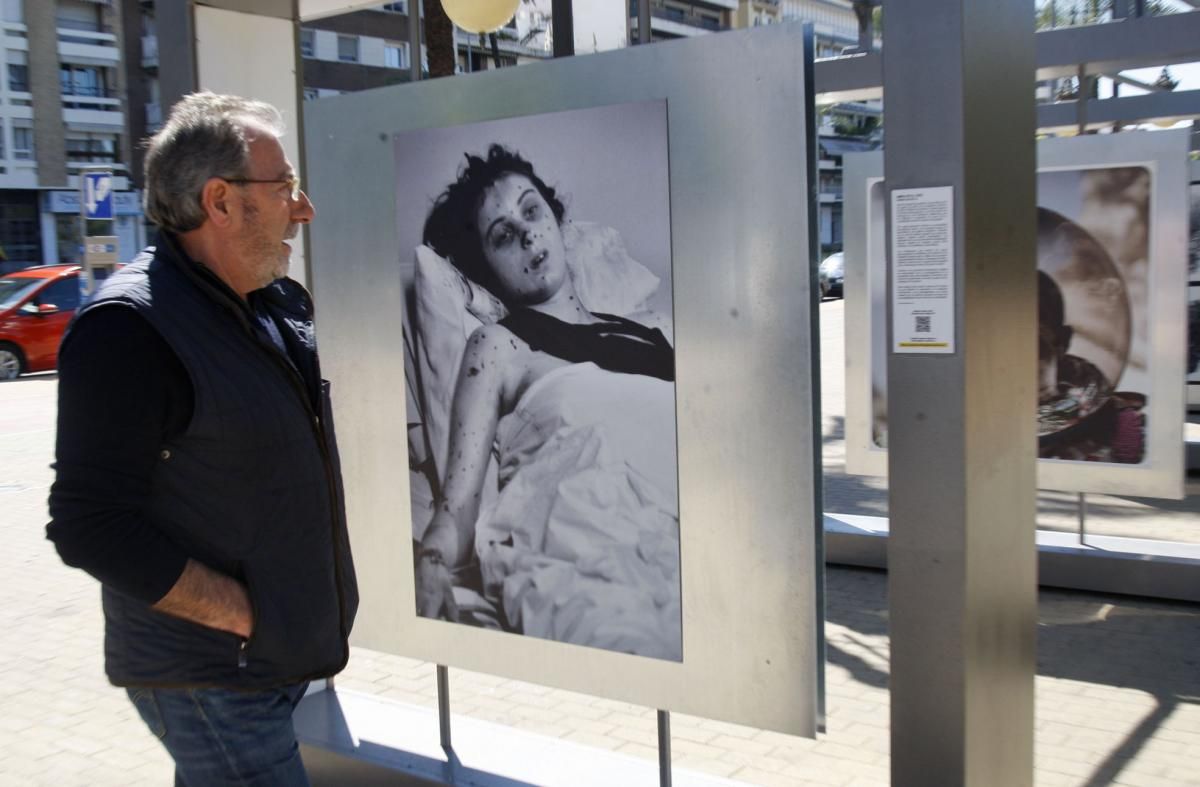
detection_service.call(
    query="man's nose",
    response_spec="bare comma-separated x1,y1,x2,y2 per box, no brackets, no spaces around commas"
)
291,190,316,224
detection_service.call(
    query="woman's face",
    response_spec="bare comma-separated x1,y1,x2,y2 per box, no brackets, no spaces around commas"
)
475,173,567,305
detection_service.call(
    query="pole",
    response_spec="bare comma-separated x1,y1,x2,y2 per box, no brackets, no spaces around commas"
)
409,0,422,82
551,0,574,57
1078,492,1088,545
637,0,651,44
884,0,1037,783
1076,65,1091,135
657,710,671,787
437,664,451,751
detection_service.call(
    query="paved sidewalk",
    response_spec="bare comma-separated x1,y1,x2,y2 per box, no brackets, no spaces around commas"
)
2,299,1198,786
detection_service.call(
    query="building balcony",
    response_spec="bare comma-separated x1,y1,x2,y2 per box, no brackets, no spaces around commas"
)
142,34,158,69
63,106,124,129
145,101,162,131
2,21,28,43
0,162,40,190
630,1,730,35
58,26,120,64
61,90,121,113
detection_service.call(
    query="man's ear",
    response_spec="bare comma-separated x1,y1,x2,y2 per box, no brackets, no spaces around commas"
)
199,177,237,228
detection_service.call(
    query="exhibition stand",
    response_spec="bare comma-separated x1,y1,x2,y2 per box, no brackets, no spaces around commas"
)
158,1,1199,784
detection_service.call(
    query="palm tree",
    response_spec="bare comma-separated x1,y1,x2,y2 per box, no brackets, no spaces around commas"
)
425,0,456,77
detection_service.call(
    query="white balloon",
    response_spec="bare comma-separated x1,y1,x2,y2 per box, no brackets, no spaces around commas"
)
442,0,521,34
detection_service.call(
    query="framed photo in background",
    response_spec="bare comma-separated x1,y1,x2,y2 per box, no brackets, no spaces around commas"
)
844,131,1190,499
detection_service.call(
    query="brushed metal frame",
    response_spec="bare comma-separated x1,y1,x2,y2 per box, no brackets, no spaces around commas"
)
305,24,822,737
844,131,1190,499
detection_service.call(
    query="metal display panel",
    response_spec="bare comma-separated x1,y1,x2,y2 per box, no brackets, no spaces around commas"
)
844,131,1190,499
306,24,822,737
1188,175,1199,408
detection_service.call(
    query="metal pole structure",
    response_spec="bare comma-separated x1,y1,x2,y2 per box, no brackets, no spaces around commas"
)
409,0,422,82
437,664,452,751
552,0,574,57
884,1,1037,784
656,710,672,787
637,0,651,44
1078,492,1088,545
1076,65,1091,135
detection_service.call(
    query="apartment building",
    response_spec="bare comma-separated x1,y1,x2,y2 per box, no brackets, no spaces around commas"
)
0,0,141,274
299,3,420,101
298,0,556,95
629,0,738,41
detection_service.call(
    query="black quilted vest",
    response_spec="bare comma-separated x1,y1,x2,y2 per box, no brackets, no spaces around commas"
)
77,235,358,688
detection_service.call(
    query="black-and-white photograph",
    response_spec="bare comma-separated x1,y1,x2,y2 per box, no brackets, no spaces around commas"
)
395,100,683,661
868,168,1153,464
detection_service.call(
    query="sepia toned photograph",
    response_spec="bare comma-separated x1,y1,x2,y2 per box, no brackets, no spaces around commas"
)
394,100,683,661
867,168,1153,464
1036,167,1150,463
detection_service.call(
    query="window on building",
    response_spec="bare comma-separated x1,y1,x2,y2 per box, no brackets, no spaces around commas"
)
337,35,359,63
65,135,116,163
55,0,103,33
300,28,315,58
384,41,409,69
2,0,22,23
8,63,28,93
12,128,33,161
381,2,408,13
0,198,41,265
60,65,108,97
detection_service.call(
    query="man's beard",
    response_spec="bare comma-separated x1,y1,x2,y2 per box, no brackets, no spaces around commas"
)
239,200,292,288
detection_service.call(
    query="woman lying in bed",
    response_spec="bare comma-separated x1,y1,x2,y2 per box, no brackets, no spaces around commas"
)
414,145,682,659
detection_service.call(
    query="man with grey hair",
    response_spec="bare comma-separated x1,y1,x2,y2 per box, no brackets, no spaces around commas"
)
48,92,358,785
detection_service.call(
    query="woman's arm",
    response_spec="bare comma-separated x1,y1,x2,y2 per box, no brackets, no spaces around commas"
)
416,324,519,617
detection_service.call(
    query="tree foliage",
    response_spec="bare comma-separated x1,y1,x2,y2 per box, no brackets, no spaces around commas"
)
1035,0,1177,30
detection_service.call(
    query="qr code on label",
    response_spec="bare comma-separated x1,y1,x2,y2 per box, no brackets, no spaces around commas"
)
915,315,931,333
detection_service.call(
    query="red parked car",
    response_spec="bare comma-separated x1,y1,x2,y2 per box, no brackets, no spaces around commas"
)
0,265,84,380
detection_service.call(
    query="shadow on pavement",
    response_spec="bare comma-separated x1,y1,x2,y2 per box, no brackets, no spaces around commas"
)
822,566,1200,785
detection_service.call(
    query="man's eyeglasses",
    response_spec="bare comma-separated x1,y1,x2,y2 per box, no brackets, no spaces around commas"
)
225,175,302,201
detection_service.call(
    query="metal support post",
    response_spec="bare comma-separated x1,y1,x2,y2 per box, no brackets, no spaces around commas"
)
884,1,1037,784
657,710,672,787
637,0,651,44
437,664,452,751
1076,65,1093,135
552,0,574,57
1078,492,1088,545
409,0,422,82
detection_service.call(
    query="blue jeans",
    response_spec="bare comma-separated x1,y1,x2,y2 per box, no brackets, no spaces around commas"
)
127,683,311,787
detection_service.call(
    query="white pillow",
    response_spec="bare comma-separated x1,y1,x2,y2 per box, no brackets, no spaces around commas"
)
562,221,660,316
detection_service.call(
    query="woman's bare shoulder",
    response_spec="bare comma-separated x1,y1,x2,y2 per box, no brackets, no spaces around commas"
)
463,322,527,366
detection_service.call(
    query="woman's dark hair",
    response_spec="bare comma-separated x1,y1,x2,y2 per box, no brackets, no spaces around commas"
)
423,144,566,297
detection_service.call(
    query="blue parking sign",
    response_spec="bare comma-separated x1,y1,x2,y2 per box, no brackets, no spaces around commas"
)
82,171,114,220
